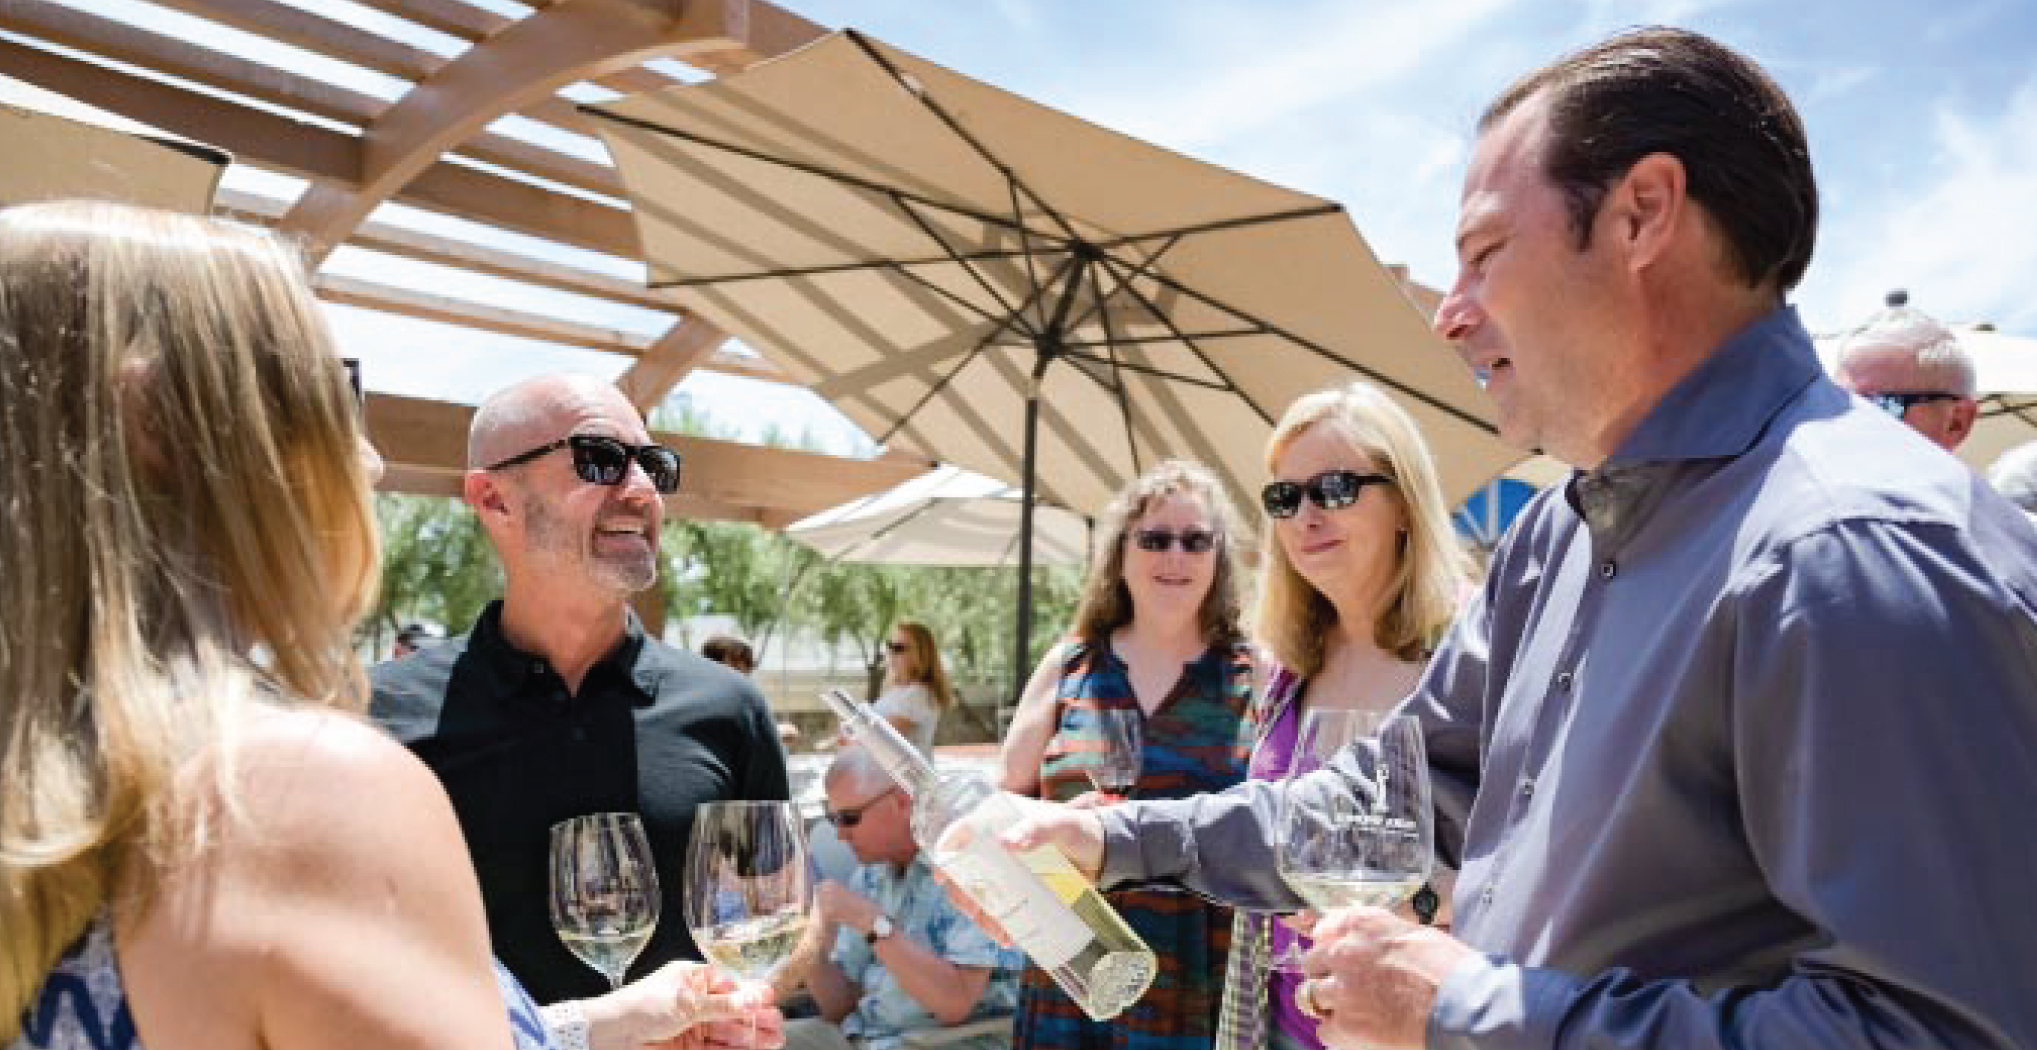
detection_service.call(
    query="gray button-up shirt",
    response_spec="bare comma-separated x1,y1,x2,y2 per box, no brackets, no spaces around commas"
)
1097,307,2037,1049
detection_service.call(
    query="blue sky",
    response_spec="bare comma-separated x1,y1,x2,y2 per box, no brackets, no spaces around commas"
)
51,0,2037,453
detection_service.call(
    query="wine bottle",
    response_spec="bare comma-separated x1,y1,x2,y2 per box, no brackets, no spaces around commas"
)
822,690,1157,1020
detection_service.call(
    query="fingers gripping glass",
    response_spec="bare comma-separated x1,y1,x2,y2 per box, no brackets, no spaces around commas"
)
489,434,683,494
685,799,812,1050
1132,528,1216,553
1261,470,1392,519
1866,391,1963,418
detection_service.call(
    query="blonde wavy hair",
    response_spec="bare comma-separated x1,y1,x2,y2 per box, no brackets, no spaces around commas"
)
1068,459,1247,648
890,621,957,711
0,201,379,1037
1255,383,1468,674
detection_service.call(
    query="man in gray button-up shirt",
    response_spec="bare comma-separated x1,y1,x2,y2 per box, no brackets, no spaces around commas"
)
991,26,2037,1050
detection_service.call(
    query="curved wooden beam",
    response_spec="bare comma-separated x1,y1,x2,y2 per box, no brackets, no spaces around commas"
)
278,0,824,263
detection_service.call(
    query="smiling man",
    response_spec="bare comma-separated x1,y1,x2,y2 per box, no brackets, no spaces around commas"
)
987,25,2037,1050
372,373,788,1006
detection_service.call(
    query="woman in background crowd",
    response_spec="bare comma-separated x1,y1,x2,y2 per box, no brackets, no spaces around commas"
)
873,621,957,754
999,459,1257,1050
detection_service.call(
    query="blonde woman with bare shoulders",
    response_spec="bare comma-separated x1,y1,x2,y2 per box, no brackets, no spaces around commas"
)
0,202,779,1050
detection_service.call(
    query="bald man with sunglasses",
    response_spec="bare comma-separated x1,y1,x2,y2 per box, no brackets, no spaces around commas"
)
372,373,790,1009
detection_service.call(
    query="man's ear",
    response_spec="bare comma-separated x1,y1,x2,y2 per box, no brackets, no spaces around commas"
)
1946,399,1979,447
463,469,513,521
1604,152,1686,273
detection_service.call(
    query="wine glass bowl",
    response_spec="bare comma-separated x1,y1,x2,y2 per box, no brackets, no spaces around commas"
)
684,801,813,984
1083,708,1143,798
549,812,661,990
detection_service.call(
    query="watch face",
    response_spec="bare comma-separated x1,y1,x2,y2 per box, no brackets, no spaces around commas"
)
868,915,894,942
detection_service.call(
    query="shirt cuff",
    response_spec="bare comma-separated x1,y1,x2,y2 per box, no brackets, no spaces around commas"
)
1426,954,1577,1050
1095,805,1193,887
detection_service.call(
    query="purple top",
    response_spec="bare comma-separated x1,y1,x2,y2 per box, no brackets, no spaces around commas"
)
1246,695,1321,1050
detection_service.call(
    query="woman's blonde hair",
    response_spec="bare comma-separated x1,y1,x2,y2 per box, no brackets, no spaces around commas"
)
890,621,957,711
1068,459,1247,647
1255,382,1467,674
0,201,379,1035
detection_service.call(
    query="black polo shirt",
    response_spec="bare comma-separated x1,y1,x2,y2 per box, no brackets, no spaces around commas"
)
370,601,789,1004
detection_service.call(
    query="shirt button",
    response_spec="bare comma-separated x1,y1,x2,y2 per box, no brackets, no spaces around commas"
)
532,660,548,675
1480,885,1496,905
1599,560,1618,580
1555,670,1574,690
1519,779,1536,799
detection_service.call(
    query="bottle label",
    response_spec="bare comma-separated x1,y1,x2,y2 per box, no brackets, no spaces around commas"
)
941,831,1088,968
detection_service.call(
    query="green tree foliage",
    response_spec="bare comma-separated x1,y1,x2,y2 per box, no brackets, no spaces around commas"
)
368,493,501,650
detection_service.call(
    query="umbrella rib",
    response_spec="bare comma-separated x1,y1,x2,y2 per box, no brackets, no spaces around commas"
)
890,193,1032,330
1010,179,1049,333
646,248,1060,289
871,252,1087,450
582,106,1078,248
1055,329,1266,349
1098,252,1499,435
1090,250,1282,426
1090,254,1144,481
846,29,1090,248
1062,232,1185,335
1092,203,1345,251
1057,351,1235,391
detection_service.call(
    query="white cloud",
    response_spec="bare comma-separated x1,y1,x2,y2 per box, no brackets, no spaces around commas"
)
1798,79,2037,337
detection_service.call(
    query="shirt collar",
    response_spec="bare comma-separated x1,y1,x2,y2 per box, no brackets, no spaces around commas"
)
1607,304,1821,466
466,599,657,706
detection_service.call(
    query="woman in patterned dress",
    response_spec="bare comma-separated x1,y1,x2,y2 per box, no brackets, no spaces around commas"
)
0,202,777,1050
1213,383,1469,1050
999,459,1259,1050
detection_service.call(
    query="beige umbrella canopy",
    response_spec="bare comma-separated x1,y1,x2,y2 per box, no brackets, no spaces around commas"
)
0,74,227,213
788,465,1090,568
588,29,1514,671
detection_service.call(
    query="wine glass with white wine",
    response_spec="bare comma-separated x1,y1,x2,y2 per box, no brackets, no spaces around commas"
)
685,799,812,1035
550,812,661,990
1270,709,1432,969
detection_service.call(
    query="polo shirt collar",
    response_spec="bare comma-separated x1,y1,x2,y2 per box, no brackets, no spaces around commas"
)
465,599,658,707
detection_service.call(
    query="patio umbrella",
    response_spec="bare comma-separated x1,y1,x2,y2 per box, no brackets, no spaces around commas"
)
1,73,228,213
788,465,1090,568
586,29,1513,685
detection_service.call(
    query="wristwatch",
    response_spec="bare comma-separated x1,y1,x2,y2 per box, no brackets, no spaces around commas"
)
865,913,895,945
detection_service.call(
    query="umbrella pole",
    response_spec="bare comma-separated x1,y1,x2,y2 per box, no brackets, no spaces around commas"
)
1013,354,1049,707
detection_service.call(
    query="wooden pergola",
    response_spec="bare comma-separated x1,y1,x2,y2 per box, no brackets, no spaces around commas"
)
1,0,933,536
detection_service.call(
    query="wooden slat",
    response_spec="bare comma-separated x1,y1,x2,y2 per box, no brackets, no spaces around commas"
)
618,316,731,410
368,392,929,520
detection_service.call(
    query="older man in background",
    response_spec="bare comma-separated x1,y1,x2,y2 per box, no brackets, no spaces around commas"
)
1833,291,1979,451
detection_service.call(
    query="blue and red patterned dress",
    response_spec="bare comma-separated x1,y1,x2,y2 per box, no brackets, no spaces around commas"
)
1013,637,1255,1050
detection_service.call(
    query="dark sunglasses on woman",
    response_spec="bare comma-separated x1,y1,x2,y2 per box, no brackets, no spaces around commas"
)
1133,528,1217,554
487,434,684,494
1261,470,1392,519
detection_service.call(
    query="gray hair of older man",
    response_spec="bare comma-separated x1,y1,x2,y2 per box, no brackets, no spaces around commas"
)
1989,441,2037,514
825,744,897,799
1836,305,1978,398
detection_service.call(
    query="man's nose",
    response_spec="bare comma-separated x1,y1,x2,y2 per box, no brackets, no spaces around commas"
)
1433,281,1480,342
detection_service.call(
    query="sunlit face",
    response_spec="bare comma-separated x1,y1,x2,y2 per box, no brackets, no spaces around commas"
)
886,632,919,681
1119,492,1219,618
508,393,664,595
825,778,912,866
1269,423,1404,607
1433,93,1639,467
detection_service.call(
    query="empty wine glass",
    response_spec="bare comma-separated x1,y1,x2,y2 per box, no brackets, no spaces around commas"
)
549,812,661,990
1269,709,1432,969
685,799,812,1040
1085,708,1143,799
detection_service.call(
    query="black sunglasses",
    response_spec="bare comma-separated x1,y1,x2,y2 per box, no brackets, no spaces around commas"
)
1866,390,1963,418
1261,470,1393,519
341,357,362,410
1132,528,1217,554
823,786,896,828
487,434,682,494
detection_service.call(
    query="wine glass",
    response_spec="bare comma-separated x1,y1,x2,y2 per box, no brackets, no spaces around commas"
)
685,800,813,1036
1269,709,1432,969
1084,708,1143,799
549,812,661,990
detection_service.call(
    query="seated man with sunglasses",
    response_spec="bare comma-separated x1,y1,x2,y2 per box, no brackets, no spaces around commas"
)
372,373,790,1008
1832,292,1979,452
774,747,1023,1050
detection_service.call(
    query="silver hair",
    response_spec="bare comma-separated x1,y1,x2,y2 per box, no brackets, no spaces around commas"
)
825,744,895,798
1989,440,2037,513
1837,306,1977,398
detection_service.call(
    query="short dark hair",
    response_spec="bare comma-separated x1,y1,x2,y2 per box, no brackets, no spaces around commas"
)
1481,27,1817,293
701,634,755,672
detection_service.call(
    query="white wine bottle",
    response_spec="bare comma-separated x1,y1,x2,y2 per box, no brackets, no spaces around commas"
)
823,690,1157,1021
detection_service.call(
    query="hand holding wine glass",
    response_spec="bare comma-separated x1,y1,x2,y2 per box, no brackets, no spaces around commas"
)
1270,709,1432,969
550,812,661,990
685,799,812,1045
